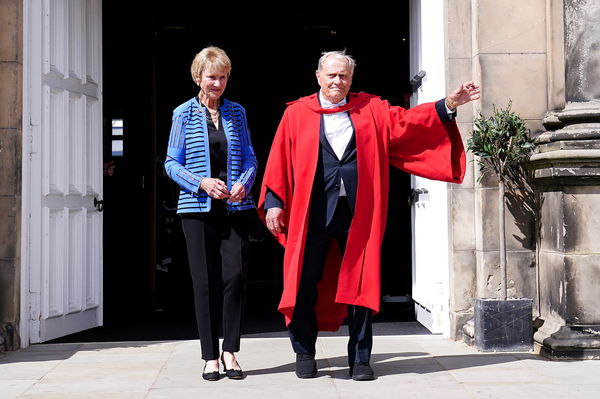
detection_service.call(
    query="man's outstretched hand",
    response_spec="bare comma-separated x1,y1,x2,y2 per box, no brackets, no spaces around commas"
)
446,81,480,109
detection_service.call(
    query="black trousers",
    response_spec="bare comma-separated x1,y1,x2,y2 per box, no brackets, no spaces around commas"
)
181,202,249,361
289,197,373,366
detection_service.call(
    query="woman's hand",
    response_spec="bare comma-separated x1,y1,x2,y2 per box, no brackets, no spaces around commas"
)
228,183,246,202
446,81,481,109
200,178,229,199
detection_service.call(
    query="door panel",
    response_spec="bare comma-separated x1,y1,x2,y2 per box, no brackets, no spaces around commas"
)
411,177,450,334
24,0,103,344
409,0,451,335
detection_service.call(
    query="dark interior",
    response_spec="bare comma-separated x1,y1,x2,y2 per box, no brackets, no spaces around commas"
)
53,2,415,342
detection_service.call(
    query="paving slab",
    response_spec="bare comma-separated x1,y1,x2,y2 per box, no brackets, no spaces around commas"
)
1,326,600,399
462,382,579,399
18,392,148,399
0,380,38,399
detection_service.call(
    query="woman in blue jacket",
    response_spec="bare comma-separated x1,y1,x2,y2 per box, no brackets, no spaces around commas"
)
165,46,257,381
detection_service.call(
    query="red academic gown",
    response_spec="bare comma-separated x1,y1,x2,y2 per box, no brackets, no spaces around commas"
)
258,92,465,331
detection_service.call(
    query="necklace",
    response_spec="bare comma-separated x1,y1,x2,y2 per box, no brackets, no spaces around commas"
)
207,107,219,119
204,106,220,129
198,95,220,125
207,108,220,126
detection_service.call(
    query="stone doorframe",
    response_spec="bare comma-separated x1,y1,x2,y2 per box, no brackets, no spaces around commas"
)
0,0,24,352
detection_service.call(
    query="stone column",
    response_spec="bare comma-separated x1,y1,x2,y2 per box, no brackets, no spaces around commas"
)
530,0,600,359
0,0,23,352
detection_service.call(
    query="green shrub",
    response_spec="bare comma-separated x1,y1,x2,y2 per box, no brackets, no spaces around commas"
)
467,102,534,183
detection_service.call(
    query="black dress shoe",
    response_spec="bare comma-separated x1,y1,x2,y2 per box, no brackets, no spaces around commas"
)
220,353,244,380
349,362,375,381
202,363,220,381
295,353,317,378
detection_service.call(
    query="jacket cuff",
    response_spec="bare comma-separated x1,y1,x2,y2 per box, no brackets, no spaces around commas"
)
193,176,204,196
264,190,284,209
236,167,256,195
436,98,457,122
176,168,203,195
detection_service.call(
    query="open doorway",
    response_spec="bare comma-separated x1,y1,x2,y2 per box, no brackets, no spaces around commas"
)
53,2,415,342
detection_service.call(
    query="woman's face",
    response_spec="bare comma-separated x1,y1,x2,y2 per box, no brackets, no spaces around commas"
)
198,66,229,102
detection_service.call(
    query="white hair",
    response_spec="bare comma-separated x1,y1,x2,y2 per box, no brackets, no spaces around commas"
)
317,50,356,74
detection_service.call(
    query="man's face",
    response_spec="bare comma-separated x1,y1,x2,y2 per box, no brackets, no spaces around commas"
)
316,56,353,104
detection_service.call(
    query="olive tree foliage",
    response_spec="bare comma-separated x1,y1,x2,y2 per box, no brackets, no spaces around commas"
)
468,102,535,183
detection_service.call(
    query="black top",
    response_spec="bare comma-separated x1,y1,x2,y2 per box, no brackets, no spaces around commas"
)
203,105,228,181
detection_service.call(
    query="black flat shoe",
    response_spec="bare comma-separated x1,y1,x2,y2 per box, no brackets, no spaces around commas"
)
295,353,317,378
202,363,220,381
220,353,244,380
349,362,375,381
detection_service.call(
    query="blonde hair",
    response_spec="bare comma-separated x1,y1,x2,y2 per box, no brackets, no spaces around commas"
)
317,50,356,75
190,46,232,83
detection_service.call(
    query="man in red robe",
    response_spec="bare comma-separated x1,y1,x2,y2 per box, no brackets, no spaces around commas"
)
259,50,480,380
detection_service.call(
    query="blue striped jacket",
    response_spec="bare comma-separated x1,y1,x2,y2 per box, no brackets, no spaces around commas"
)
165,97,257,213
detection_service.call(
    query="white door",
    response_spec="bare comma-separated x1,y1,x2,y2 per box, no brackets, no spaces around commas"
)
411,177,450,334
409,0,451,335
22,0,103,344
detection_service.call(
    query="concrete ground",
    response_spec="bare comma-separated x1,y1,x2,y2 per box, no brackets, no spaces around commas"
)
1,322,600,399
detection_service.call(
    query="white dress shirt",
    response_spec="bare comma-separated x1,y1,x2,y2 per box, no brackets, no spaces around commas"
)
319,91,354,197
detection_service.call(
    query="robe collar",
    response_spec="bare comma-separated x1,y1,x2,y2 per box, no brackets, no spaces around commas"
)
318,91,347,109
289,92,375,114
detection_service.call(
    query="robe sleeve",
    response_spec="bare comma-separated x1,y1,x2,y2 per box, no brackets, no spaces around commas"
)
258,108,294,246
382,100,466,183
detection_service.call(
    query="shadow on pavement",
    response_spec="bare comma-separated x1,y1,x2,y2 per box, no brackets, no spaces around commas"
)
244,351,536,379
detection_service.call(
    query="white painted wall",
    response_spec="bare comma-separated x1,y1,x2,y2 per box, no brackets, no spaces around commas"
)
409,0,451,335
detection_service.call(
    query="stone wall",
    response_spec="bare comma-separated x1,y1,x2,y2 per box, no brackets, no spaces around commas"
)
0,0,23,351
445,0,552,339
